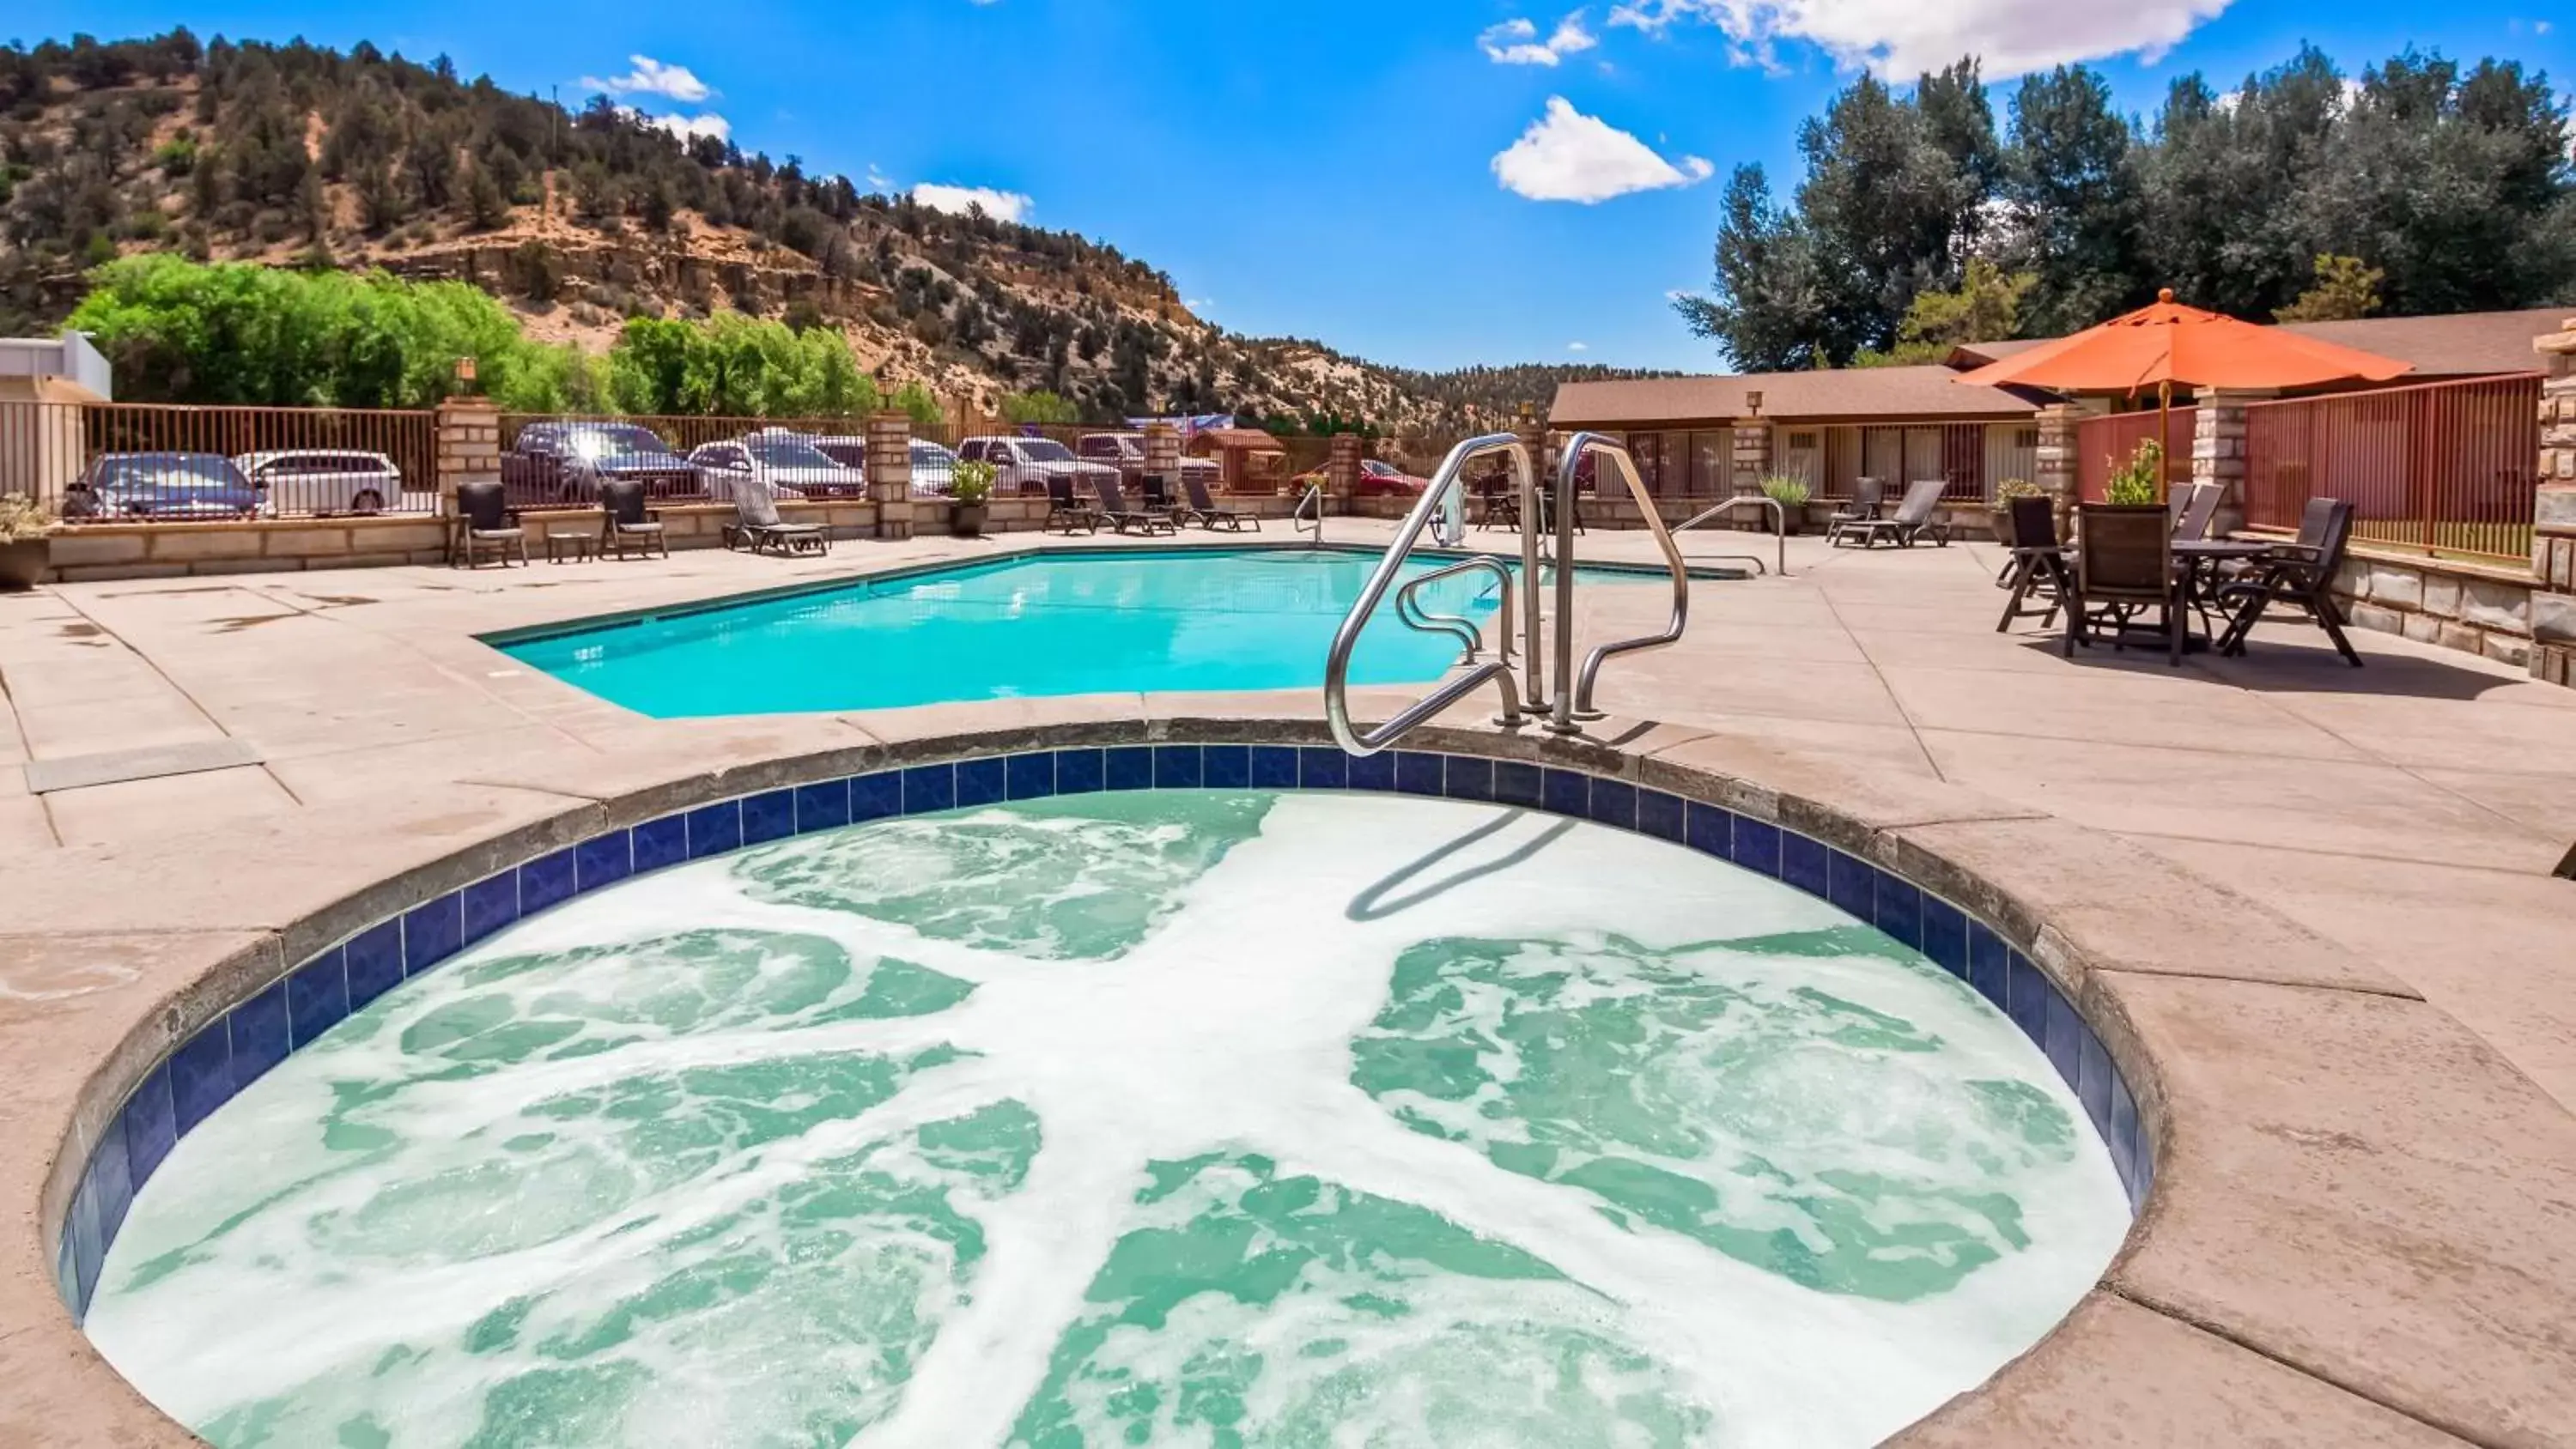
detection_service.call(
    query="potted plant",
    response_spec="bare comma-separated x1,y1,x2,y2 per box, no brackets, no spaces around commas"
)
948,459,995,537
2104,440,2163,506
1990,478,2043,545
0,494,58,591
1760,476,1813,535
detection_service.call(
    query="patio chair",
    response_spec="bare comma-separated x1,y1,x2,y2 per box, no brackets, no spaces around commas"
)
2065,503,2184,665
721,470,829,557
1176,473,1260,532
1045,475,1099,535
2172,482,2223,542
450,480,527,568
598,480,670,561
1995,494,2067,633
1826,477,1885,545
1138,473,1176,513
1835,478,1952,549
1093,476,1176,537
2214,498,2363,667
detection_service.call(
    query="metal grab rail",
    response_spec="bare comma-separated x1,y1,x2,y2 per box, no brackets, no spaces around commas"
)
1324,434,1534,756
1557,433,1690,730
1674,494,1788,578
1293,482,1324,543
1394,557,1516,666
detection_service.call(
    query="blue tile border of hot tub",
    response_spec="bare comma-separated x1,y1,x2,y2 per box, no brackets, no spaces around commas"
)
55,743,2154,1319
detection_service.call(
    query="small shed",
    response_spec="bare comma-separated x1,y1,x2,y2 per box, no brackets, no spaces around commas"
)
1187,427,1290,493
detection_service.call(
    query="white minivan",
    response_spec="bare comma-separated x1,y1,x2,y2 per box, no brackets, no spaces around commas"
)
234,450,405,516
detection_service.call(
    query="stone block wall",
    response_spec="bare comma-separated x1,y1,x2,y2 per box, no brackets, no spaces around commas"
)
2533,318,2576,686
2332,555,2534,669
46,516,454,581
434,397,501,507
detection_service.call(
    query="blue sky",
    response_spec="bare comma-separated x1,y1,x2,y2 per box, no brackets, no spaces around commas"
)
15,1,2573,372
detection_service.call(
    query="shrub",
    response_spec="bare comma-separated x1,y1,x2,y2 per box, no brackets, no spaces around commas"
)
2104,440,2163,506
949,458,996,504
1760,475,1813,506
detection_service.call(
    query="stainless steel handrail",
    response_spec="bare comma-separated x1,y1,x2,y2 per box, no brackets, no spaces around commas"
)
1556,433,1690,730
1674,494,1788,577
1293,482,1323,543
1324,434,1534,756
1394,556,1516,666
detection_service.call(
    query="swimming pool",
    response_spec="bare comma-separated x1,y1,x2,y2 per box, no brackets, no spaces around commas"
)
87,788,2129,1447
495,548,1649,718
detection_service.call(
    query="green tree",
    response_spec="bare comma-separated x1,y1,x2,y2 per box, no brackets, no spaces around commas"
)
1673,166,1836,371
1000,390,1078,425
1853,258,2037,367
2275,253,2385,321
2004,65,2147,335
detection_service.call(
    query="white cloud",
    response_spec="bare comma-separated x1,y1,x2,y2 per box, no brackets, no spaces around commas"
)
1604,0,2233,78
619,106,729,144
582,54,714,103
1492,97,1713,203
913,183,1033,223
1479,12,1601,66
1568,341,1590,351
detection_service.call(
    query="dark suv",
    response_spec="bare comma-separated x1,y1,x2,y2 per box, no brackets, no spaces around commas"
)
501,421,702,505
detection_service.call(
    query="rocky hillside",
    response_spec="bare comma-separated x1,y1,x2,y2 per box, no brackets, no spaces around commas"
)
0,31,1665,433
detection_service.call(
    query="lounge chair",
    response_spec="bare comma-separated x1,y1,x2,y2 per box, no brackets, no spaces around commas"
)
2214,498,2363,667
450,480,527,568
721,470,829,557
598,479,670,560
1093,476,1176,536
1834,478,1952,549
1826,477,1885,545
1044,475,1099,535
1995,494,2067,632
2172,482,2222,542
2065,503,2184,664
1175,473,1259,532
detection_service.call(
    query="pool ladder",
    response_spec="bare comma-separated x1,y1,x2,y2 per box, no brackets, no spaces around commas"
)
1293,482,1324,544
1323,431,1689,755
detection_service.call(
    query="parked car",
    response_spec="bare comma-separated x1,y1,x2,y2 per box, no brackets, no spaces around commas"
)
808,436,964,495
68,452,264,520
688,430,871,500
233,449,404,516
501,421,700,505
1292,458,1432,497
957,435,1121,498
1075,433,1224,490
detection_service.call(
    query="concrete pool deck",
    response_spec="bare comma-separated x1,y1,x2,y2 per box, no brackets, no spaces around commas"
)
1,524,2572,1446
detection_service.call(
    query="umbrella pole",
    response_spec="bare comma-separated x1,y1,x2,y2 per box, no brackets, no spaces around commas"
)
2157,380,2173,504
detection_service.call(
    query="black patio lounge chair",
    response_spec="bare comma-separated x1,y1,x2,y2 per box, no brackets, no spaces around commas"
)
2066,503,2184,665
1093,476,1176,536
2214,498,2363,667
1175,473,1260,531
1826,477,1884,545
450,480,527,568
1834,478,1952,549
598,479,670,560
720,471,829,557
2172,482,2223,542
1995,494,2068,632
1045,475,1099,535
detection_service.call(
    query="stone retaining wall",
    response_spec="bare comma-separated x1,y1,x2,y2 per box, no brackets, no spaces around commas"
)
2330,549,2535,669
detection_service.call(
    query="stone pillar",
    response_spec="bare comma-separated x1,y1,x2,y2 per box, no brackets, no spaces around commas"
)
1143,422,1182,493
433,395,501,517
866,411,914,541
2035,399,2107,531
2191,390,2267,534
1730,421,1771,530
2530,318,2576,687
1326,433,1362,512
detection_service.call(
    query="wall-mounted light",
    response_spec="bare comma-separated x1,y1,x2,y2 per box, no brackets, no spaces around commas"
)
453,356,478,390
1745,389,1765,417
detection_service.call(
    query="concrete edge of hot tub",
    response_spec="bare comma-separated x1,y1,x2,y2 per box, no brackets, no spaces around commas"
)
7,707,2570,1448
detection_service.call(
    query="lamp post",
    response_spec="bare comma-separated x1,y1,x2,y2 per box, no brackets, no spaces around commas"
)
452,355,478,394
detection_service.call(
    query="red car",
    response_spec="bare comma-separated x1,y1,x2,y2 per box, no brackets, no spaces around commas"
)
1294,458,1431,496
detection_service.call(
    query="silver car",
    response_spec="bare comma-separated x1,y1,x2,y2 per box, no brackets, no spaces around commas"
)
688,432,872,500
234,449,404,516
957,435,1121,498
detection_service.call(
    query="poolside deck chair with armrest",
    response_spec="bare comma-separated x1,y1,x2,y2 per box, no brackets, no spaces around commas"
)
1093,476,1176,537
2214,498,2363,667
1045,476,1099,535
1996,494,2068,632
2172,482,2223,542
598,480,671,561
1176,473,1260,531
2066,503,2184,664
450,480,528,567
721,471,829,557
1826,477,1884,544
1834,478,1953,549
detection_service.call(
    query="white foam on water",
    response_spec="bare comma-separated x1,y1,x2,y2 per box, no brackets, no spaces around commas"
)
88,791,2130,1448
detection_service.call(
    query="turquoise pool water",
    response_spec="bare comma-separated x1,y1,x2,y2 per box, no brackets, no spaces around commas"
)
498,549,1603,718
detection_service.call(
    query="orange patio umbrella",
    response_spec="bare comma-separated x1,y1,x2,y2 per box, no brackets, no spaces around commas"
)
1954,288,2413,499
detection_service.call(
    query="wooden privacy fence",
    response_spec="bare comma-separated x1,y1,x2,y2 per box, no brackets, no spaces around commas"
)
2244,375,2541,565
2076,408,2198,501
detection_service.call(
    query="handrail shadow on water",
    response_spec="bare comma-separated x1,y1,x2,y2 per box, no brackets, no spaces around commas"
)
1346,809,1577,922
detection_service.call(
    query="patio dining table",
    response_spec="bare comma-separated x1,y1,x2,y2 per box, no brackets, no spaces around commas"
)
2028,536,2287,653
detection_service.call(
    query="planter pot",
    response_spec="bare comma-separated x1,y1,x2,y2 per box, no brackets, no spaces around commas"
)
950,502,988,538
1770,505,1806,537
0,537,49,590
1990,506,2019,549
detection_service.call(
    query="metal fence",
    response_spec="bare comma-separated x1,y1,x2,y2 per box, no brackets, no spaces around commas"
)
1,401,438,521
2076,408,2198,502
2244,375,2541,565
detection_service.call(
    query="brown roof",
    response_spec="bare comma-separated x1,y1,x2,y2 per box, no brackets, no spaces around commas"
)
1947,306,2568,378
1189,427,1287,453
1549,365,2039,427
